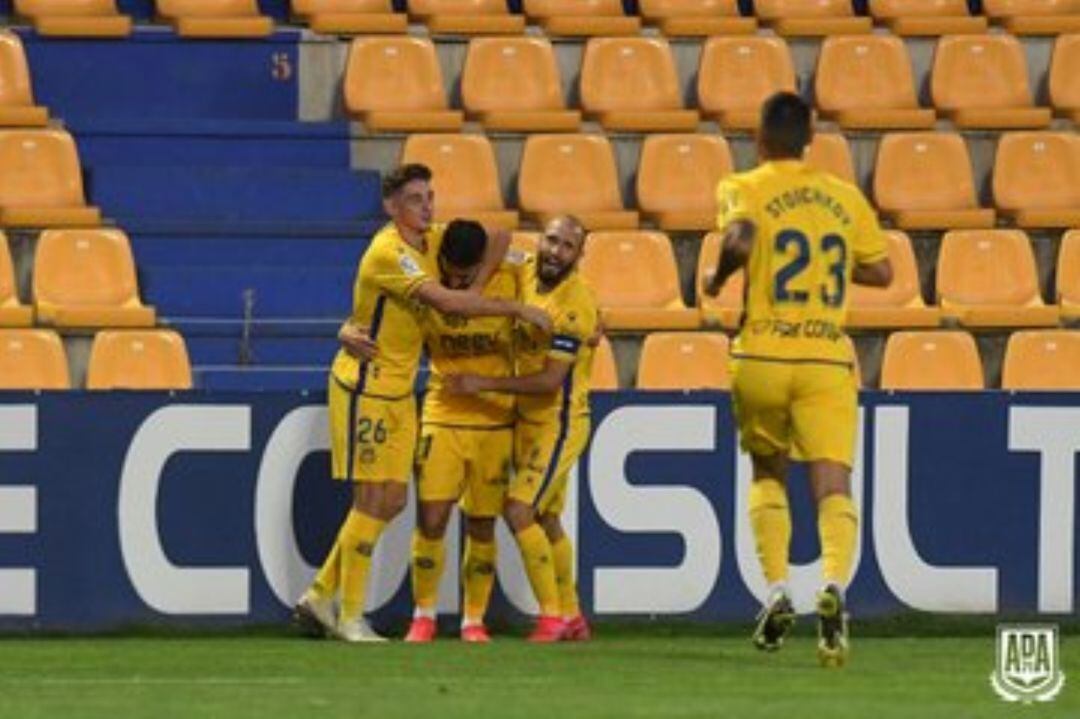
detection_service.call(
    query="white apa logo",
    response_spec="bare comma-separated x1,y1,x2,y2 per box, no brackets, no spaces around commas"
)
990,624,1065,703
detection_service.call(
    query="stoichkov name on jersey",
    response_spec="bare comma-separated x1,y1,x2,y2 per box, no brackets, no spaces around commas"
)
990,624,1065,703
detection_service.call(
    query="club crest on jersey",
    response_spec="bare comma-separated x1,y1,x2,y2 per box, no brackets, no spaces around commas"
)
990,624,1065,703
398,253,422,277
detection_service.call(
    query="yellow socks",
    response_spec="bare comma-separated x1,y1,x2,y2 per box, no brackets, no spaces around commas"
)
461,537,497,625
410,531,445,617
311,541,341,600
818,493,858,588
515,524,560,617
338,510,386,623
550,534,580,619
749,479,792,586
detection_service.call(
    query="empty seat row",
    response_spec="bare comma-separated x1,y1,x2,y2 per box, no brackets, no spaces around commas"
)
0,128,99,228
12,0,273,38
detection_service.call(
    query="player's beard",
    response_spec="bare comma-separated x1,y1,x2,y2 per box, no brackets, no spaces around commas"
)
537,253,573,287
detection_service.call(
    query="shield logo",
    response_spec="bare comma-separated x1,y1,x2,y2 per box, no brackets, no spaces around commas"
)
990,624,1065,703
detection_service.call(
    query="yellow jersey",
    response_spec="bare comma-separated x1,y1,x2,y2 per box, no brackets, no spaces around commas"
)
421,260,522,428
514,257,598,425
716,160,888,364
330,222,444,397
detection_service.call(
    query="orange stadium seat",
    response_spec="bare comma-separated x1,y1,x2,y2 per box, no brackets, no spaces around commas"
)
636,331,730,390
580,231,699,331
815,36,935,129
1049,34,1080,122
517,134,638,230
461,37,580,131
0,233,31,327
579,38,699,132
931,35,1051,129
1002,330,1080,389
14,0,132,37
400,134,518,230
590,335,619,390
983,0,1080,34
409,0,525,34
522,0,641,36
0,32,47,127
291,0,406,34
697,36,796,131
696,234,744,329
1056,229,1080,321
848,230,941,329
344,37,463,132
87,330,192,390
638,0,756,36
880,330,984,389
636,134,733,231
992,132,1080,228
0,328,69,389
936,229,1058,327
873,132,995,230
33,228,157,329
803,133,856,183
510,230,539,254
156,0,273,37
0,130,101,228
868,0,987,35
755,0,871,35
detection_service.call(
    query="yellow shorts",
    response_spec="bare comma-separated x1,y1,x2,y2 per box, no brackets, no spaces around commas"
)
730,356,857,467
328,377,417,483
414,424,512,517
509,416,590,515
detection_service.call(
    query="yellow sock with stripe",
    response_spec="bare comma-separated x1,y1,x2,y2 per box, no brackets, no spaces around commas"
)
515,524,560,617
410,531,445,618
461,537,497,625
310,541,341,599
818,493,858,588
749,479,792,586
338,510,386,623
550,535,580,619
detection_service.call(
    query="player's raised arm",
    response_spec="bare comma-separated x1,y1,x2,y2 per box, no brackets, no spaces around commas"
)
414,280,551,332
465,227,511,292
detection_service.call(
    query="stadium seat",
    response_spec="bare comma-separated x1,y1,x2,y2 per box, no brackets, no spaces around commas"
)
992,132,1080,228
873,132,995,230
0,130,101,228
0,233,31,327
931,35,1051,129
638,0,756,36
815,36,935,129
755,0,872,35
1049,34,1080,122
636,332,730,390
517,134,638,230
868,0,987,35
579,231,699,331
1056,229,1080,322
590,335,619,390
636,134,733,231
0,328,69,389
803,133,856,184
33,228,157,329
344,37,464,132
409,0,525,34
848,230,941,328
156,0,273,37
400,134,518,230
86,329,193,390
696,36,796,131
0,32,47,127
461,37,580,131
879,330,984,389
983,0,1080,34
14,0,132,37
579,38,699,132
696,234,744,329
522,0,641,36
511,230,539,254
1002,330,1080,389
936,229,1058,327
291,0,406,34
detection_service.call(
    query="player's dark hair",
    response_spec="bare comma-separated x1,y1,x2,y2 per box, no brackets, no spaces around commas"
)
382,163,432,199
759,92,812,159
440,219,487,268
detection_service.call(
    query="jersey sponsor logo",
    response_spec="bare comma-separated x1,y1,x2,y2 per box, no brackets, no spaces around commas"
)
746,319,844,341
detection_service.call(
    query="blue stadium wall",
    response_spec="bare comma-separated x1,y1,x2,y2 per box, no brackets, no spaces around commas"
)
0,391,1077,631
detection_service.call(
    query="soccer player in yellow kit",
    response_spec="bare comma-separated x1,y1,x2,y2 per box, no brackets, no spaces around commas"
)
293,164,550,643
403,219,521,644
451,215,597,643
703,93,892,667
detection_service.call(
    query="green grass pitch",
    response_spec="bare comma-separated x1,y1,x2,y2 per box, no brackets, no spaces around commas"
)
2,623,1077,718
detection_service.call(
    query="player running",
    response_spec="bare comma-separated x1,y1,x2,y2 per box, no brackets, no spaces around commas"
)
703,93,892,667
